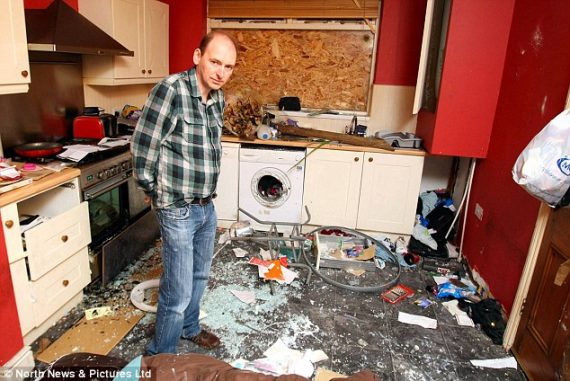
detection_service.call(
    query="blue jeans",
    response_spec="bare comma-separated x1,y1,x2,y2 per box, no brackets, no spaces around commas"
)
146,202,217,354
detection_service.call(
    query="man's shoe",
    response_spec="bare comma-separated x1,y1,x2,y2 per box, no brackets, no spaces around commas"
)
189,330,220,349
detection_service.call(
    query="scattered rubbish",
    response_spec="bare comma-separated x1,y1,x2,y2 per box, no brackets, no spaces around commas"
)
314,232,377,270
218,229,230,244
230,290,256,304
381,284,414,304
228,338,327,378
248,257,298,284
436,281,477,300
229,220,254,237
36,309,144,363
357,338,369,347
259,248,272,261
460,298,507,345
265,260,285,281
345,268,366,277
442,300,474,327
315,368,347,381
232,247,249,258
372,234,414,268
398,312,438,329
130,278,159,312
414,298,433,309
262,338,315,378
84,306,114,320
470,357,518,369
306,350,329,363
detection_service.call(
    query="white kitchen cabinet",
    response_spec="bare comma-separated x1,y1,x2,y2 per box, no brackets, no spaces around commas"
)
302,149,364,228
0,0,31,94
3,177,92,345
357,152,424,234
79,0,169,85
302,148,424,235
215,142,239,227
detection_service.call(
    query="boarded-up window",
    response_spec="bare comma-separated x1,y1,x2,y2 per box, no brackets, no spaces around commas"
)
216,28,375,111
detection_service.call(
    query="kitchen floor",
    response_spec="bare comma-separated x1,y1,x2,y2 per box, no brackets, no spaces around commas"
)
30,231,528,381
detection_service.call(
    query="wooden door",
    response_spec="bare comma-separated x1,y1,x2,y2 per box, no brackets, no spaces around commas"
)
512,207,570,380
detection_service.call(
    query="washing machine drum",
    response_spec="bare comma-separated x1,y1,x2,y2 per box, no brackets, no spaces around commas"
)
251,167,291,208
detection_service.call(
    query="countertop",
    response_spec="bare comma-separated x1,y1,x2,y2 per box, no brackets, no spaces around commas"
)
221,135,426,156
0,167,81,208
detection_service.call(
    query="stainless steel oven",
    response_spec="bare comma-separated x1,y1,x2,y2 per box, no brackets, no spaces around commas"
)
79,150,158,285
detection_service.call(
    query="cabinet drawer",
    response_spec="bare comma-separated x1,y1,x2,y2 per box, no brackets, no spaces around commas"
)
31,248,90,327
9,259,34,335
25,202,90,280
1,203,25,263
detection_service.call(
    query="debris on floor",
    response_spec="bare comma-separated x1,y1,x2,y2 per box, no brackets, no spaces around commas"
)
36,308,143,363
27,230,528,380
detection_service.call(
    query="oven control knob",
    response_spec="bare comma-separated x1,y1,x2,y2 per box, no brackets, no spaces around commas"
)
106,169,111,177
121,161,129,170
98,171,104,179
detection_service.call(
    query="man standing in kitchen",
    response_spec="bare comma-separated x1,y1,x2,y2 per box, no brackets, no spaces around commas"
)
131,31,237,355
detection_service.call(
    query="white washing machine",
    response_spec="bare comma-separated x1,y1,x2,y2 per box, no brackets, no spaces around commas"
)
239,145,306,231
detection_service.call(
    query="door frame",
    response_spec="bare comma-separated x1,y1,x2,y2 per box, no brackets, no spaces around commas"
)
504,87,570,350
503,203,551,350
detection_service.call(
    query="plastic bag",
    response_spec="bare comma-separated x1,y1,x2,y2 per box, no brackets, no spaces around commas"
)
512,109,570,207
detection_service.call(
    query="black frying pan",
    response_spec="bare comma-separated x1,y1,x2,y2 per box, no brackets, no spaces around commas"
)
13,142,64,158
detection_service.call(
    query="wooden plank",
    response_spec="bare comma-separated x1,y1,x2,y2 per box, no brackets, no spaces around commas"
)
209,0,379,19
36,309,143,363
277,125,394,151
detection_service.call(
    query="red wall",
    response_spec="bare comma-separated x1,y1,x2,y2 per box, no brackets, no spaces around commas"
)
0,223,24,366
160,0,207,74
462,0,570,313
374,0,426,86
24,0,77,10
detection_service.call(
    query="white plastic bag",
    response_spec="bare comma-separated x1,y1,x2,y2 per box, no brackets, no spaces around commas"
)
512,109,570,207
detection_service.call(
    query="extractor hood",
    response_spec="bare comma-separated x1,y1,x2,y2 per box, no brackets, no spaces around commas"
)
25,0,134,56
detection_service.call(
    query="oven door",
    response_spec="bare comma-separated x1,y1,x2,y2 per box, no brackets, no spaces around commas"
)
83,175,130,249
128,176,150,220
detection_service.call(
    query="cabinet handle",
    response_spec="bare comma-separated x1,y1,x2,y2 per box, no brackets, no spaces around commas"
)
148,69,152,74
142,69,146,74
61,235,68,243
368,157,374,162
354,157,359,162
62,280,69,287
21,70,29,78
5,220,14,229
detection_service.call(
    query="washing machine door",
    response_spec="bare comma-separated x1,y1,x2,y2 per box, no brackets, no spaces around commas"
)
251,167,291,208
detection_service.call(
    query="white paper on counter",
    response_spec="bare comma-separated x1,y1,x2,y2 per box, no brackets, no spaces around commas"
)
398,311,438,329
58,144,104,162
470,357,518,369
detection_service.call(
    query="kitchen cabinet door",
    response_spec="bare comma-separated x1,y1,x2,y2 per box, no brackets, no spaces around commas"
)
112,0,145,79
302,149,363,228
357,152,423,234
143,0,169,79
0,0,30,95
215,142,239,224
80,0,169,85
415,0,515,158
